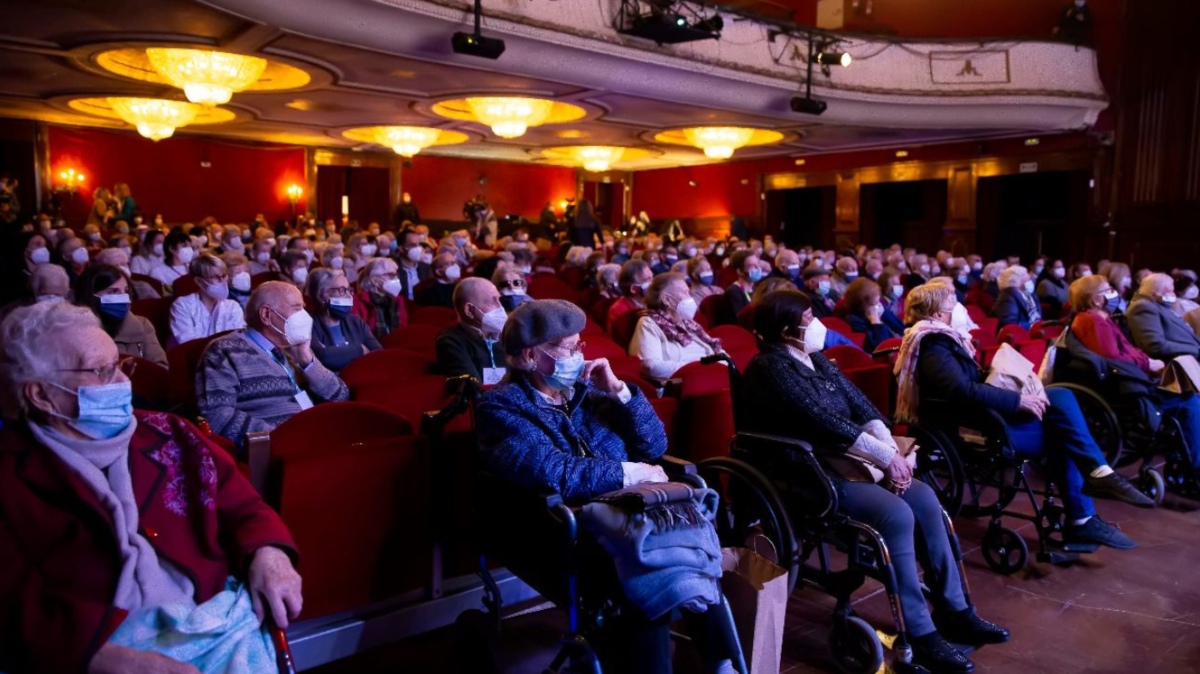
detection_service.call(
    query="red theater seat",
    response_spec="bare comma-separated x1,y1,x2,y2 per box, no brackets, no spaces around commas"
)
998,324,1032,344
609,309,640,350
166,331,233,416
529,273,580,304
131,297,174,348
671,360,736,463
250,272,277,289
380,323,441,356
709,324,757,353
699,294,734,328
172,274,198,297
409,305,457,328
126,356,169,410
130,273,165,297
342,348,437,380
1031,320,1066,341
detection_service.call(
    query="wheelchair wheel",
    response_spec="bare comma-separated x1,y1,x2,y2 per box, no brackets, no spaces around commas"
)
981,526,1028,574
1140,467,1166,506
829,616,884,674
700,457,800,595
909,426,965,519
1048,384,1124,466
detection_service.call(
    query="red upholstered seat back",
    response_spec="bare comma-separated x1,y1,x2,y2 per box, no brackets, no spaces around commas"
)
341,348,437,381
699,294,733,328
529,273,581,304
131,297,174,347
610,309,641,350
409,306,457,328
998,324,1032,344
166,331,233,416
825,345,873,370
709,324,756,352
126,357,169,410
380,323,442,356
172,274,198,297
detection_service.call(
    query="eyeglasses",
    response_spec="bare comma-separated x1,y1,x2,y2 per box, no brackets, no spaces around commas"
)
498,279,526,290
541,341,586,358
56,358,136,383
327,286,352,297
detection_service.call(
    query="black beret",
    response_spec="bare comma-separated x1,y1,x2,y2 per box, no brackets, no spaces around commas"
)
502,299,587,355
802,265,831,281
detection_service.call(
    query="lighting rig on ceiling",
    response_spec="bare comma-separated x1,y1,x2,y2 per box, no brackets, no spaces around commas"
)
775,30,851,116
452,0,506,59
615,0,724,45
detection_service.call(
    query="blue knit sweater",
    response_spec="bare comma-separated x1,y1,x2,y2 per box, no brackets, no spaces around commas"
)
476,376,668,502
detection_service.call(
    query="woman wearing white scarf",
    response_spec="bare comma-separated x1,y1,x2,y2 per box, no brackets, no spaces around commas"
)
0,302,303,674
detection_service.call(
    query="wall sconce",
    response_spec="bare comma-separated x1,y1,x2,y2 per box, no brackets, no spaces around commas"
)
56,168,86,193
286,183,303,213
895,150,909,158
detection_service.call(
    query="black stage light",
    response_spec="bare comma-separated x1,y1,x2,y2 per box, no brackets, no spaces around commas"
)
815,51,852,68
790,96,827,116
451,31,506,59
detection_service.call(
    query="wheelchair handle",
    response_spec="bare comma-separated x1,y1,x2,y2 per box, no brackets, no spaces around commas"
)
700,353,733,367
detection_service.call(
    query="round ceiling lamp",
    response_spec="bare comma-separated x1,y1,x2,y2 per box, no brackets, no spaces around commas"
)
342,126,470,156
431,97,587,139
538,146,658,172
654,126,786,160
106,97,201,141
145,48,268,106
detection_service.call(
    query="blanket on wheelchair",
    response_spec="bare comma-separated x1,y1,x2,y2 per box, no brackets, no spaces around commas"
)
579,481,723,620
108,578,276,674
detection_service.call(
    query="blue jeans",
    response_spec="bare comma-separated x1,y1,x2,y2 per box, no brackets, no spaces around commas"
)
1156,392,1200,468
1004,387,1107,521
836,479,967,637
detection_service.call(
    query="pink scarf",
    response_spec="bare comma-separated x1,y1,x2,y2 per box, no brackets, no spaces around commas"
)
646,309,722,351
894,319,977,424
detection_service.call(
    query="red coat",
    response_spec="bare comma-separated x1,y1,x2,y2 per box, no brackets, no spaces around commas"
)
350,287,408,336
0,411,297,674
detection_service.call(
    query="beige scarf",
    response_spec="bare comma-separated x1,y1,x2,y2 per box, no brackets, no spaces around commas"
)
894,319,977,424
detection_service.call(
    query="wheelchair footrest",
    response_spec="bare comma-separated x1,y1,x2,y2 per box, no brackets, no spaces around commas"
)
1038,540,1099,565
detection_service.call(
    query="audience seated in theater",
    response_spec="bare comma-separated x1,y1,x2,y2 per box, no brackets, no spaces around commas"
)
801,266,836,319
287,234,314,266
1126,273,1200,360
596,263,622,300
899,282,1152,545
307,267,380,373
197,281,348,449
607,259,654,332
1173,274,1200,335
947,260,971,304
724,249,762,318
167,254,245,349
994,265,1041,331
396,228,433,301
352,257,407,341
75,264,168,368
1069,275,1200,474
414,252,461,308
686,255,720,304
630,272,724,383
1106,262,1133,314
967,261,1005,315
18,231,51,280
0,301,302,674
436,277,507,384
249,237,279,276
81,223,105,253
1036,259,1070,319
844,277,904,352
279,250,309,289
494,265,531,313
95,247,159,300
215,224,245,258
150,231,192,290
863,255,884,283
829,256,859,301
738,277,796,330
741,289,1010,673
222,252,252,309
343,232,376,285
58,234,91,287
771,249,802,287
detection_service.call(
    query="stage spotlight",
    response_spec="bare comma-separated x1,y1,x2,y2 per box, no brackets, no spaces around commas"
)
816,51,852,68
452,0,506,60
790,97,827,116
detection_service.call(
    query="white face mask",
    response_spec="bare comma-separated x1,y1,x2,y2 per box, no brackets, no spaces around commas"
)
362,244,378,257
1023,280,1035,294
892,284,905,298
200,278,229,301
500,287,527,297
1162,293,1178,305
480,305,508,336
271,307,313,346
71,247,90,265
972,262,983,271
422,252,433,265
406,247,423,262
676,296,699,321
30,247,50,264
801,318,826,353
291,267,308,284
231,272,251,292
255,252,270,264
950,303,973,333
444,265,461,282
1054,267,1066,278
330,256,344,270
1187,286,1200,301
382,277,403,297
303,249,315,262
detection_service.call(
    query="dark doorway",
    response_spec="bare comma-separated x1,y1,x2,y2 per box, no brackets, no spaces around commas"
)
316,166,391,228
582,181,625,234
976,171,1089,263
860,179,947,251
764,186,836,249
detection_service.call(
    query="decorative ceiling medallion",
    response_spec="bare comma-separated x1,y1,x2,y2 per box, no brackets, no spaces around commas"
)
94,47,311,94
343,126,469,156
538,146,658,171
68,97,236,140
654,126,785,159
431,97,586,139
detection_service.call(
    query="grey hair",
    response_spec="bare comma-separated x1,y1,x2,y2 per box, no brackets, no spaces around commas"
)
306,267,345,307
94,248,130,267
189,253,226,279
596,263,620,287
30,264,69,295
1140,272,1172,296
998,265,1028,289
0,302,101,418
361,257,398,294
645,272,687,310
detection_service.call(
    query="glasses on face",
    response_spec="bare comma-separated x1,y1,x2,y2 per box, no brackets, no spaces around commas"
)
498,279,526,290
541,340,586,359
327,286,352,298
56,358,136,384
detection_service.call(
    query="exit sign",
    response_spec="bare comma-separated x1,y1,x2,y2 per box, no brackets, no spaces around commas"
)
1019,162,1038,173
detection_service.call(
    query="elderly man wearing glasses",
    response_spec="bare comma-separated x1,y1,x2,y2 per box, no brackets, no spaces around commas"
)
436,277,508,385
306,268,381,372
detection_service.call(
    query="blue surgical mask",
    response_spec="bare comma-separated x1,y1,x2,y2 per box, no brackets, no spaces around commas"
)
540,350,585,392
699,272,714,286
957,274,968,285
499,294,531,312
328,296,353,318
50,380,134,440
1103,291,1121,314
816,280,831,296
748,268,765,283
97,293,131,322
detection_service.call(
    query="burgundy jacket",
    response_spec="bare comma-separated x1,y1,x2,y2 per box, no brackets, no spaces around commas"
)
0,411,297,674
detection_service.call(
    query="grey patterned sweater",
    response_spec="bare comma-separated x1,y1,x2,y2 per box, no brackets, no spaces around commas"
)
196,330,349,449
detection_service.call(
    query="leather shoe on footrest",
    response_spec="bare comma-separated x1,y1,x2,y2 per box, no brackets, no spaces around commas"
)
933,607,1011,646
1082,473,1156,508
1065,515,1137,549
911,632,975,674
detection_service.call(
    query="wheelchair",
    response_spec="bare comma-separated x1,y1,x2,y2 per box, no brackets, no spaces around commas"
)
906,397,1100,575
699,431,978,674
1049,327,1198,503
470,447,748,672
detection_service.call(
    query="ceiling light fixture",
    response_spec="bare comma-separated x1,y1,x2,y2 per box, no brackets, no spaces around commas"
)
146,48,267,106
790,31,851,117
682,127,756,159
465,97,555,138
106,97,200,141
573,146,627,172
343,126,469,156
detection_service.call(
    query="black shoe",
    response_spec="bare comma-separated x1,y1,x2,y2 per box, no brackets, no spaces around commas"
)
934,607,1011,646
1082,472,1156,508
1065,515,1137,550
911,632,975,674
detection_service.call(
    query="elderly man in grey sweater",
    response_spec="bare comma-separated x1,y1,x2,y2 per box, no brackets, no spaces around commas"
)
197,281,349,450
1128,273,1200,361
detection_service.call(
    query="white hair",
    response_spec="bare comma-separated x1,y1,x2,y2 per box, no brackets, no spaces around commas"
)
998,265,1028,289
596,263,621,287
95,248,130,267
981,261,1008,283
30,264,70,295
564,246,593,267
0,302,101,417
1140,272,1172,296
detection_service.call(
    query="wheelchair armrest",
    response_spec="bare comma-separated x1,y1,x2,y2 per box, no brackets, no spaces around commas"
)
662,378,683,398
421,375,480,435
655,454,698,477
872,347,900,360
700,352,733,367
267,615,297,674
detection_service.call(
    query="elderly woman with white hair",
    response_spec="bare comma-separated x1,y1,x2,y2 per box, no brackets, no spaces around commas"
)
630,273,724,383
596,262,622,300
0,302,302,674
993,265,1041,332
167,254,246,349
492,264,531,313
351,256,407,340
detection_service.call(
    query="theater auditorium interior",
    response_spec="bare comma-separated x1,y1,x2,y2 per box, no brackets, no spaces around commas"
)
1,0,1199,672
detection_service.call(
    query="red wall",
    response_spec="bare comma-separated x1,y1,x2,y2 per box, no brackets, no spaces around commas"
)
632,132,1096,220
48,126,306,226
400,154,577,222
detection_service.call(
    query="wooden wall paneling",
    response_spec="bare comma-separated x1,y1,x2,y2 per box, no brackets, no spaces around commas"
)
834,173,860,250
945,165,976,255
